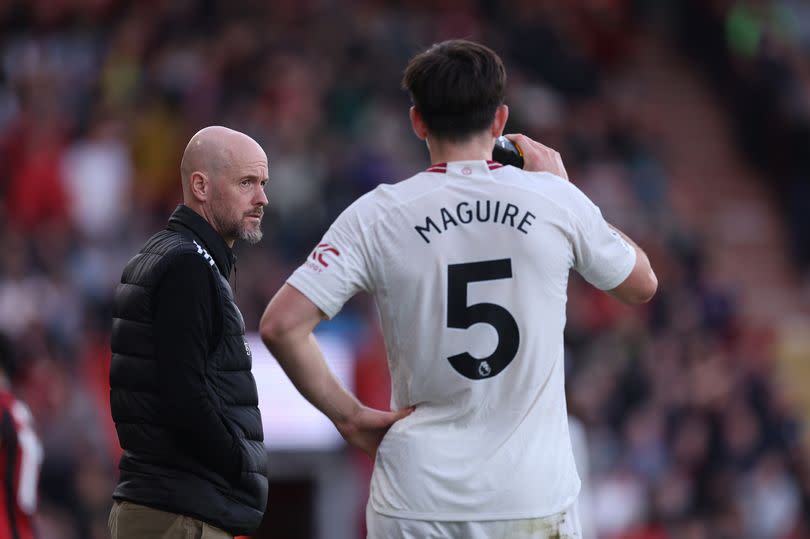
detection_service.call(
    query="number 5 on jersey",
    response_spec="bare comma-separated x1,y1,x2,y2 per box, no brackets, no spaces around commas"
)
447,259,520,379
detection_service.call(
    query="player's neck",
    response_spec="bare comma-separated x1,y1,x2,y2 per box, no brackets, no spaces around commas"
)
426,135,494,165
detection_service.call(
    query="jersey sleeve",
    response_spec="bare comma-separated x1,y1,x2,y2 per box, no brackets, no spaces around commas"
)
287,198,374,318
567,185,636,291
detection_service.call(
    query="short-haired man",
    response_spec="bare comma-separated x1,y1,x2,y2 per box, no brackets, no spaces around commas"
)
260,40,656,538
109,126,269,538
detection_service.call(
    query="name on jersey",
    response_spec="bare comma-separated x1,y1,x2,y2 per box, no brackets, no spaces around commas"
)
414,199,536,244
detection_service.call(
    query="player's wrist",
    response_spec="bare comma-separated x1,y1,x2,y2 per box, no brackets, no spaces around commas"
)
331,399,363,435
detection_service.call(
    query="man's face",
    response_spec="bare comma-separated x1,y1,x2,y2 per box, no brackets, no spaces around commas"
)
209,153,269,245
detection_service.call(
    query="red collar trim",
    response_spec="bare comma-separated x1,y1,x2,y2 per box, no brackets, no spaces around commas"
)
426,162,447,173
425,160,503,173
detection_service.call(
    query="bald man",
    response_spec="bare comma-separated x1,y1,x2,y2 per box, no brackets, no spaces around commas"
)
109,126,269,538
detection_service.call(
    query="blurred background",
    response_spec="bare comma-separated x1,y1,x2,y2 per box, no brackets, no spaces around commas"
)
1,0,810,537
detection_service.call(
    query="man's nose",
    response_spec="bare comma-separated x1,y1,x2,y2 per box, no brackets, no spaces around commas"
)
255,184,269,206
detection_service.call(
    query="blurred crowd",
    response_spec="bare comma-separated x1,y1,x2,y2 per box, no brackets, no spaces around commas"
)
0,0,808,538
677,0,810,276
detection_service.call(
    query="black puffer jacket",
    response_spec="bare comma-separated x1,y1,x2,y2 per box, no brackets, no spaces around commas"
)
110,205,268,535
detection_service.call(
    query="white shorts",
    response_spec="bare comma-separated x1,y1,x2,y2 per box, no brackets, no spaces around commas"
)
366,503,582,539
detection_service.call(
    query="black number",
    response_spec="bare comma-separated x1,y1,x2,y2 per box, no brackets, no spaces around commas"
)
447,259,520,379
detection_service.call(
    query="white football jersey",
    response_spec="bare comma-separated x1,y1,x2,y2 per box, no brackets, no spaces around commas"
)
288,160,635,520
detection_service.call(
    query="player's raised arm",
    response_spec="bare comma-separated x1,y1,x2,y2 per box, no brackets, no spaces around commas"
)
605,225,658,304
502,132,657,304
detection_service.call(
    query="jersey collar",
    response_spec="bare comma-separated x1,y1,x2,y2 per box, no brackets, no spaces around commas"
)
426,160,504,174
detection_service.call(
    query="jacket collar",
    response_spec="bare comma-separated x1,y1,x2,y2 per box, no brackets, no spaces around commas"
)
167,204,235,278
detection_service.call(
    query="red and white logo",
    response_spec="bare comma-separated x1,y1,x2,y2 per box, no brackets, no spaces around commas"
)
311,243,340,267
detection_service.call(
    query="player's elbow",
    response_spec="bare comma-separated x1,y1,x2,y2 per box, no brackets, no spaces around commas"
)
635,269,658,304
259,309,289,352
260,284,325,352
609,267,658,304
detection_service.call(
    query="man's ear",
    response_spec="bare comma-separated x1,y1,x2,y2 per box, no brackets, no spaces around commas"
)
491,104,509,137
190,171,209,202
409,106,429,141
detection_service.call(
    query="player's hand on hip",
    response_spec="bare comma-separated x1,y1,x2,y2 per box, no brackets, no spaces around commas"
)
336,405,415,460
504,134,569,180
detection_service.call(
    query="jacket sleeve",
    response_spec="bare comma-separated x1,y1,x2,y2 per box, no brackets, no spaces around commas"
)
153,251,242,482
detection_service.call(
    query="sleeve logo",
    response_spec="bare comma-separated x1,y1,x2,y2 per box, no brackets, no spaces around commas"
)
311,243,340,268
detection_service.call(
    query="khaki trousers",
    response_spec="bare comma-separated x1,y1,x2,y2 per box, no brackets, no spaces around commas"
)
109,501,232,539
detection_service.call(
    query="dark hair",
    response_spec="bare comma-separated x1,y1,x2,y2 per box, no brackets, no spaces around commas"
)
402,39,506,142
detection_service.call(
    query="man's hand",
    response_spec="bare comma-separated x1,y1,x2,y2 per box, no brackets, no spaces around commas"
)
503,134,569,180
334,405,415,460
